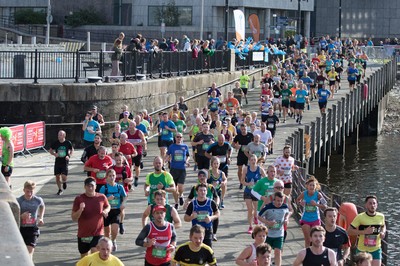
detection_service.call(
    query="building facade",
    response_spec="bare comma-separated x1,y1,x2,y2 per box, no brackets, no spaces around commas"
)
313,0,400,39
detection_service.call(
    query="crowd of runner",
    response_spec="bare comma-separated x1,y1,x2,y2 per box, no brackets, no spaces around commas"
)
1,35,388,266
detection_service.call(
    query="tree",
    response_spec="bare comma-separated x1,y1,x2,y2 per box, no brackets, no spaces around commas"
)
154,0,180,26
15,9,46,24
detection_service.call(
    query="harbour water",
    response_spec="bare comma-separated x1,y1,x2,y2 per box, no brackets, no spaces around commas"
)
315,134,400,263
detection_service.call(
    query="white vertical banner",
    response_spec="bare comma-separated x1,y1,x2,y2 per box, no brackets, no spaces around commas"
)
233,9,245,41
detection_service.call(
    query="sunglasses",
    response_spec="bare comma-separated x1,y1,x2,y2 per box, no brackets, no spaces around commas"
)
274,186,284,189
176,136,183,138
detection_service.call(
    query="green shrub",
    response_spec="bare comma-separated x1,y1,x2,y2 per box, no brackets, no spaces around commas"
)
15,9,46,24
65,8,107,27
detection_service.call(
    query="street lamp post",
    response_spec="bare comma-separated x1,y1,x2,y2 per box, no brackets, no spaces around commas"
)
297,0,301,35
273,14,277,41
338,0,342,38
224,0,229,41
46,0,51,45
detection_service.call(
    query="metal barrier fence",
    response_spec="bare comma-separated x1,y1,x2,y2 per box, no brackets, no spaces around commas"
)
0,49,273,83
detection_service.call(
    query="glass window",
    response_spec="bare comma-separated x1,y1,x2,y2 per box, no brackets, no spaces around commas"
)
148,6,192,26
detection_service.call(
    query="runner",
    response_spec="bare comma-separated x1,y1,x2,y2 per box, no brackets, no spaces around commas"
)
235,225,268,265
159,112,177,161
112,152,132,234
0,127,14,188
71,177,110,258
49,130,74,195
205,134,233,180
166,132,190,209
76,237,124,266
172,224,217,266
17,180,45,259
135,205,177,266
263,109,279,154
244,134,268,163
348,195,386,266
233,124,254,189
240,70,251,104
208,156,227,209
251,165,279,212
296,176,327,247
144,156,176,205
317,83,331,115
99,169,127,252
255,243,273,266
273,146,299,196
184,183,220,248
293,226,336,266
323,207,351,266
242,154,266,234
84,146,113,192
141,189,182,229
258,191,290,266
191,122,215,171
294,81,308,125
353,252,373,266
82,111,101,147
125,121,147,187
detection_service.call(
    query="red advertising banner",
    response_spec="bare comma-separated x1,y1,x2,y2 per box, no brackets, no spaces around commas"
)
25,121,45,150
0,125,25,155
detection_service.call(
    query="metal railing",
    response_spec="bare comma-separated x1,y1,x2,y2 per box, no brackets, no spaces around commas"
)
0,49,270,83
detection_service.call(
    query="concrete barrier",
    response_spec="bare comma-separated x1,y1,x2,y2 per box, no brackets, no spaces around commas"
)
0,174,33,265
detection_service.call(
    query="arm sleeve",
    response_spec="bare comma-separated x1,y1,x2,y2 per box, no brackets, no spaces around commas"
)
185,202,194,216
188,187,195,200
135,224,151,246
171,224,177,243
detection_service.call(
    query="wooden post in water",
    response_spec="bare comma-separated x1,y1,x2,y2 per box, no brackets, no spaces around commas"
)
345,95,350,137
316,117,321,167
321,113,327,166
326,108,332,167
332,104,337,151
309,122,316,174
299,128,304,166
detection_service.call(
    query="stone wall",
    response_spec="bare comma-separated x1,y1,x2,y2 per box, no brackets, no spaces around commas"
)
0,70,264,147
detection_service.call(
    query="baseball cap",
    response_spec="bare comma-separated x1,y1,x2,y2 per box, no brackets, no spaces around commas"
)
123,111,129,116
84,177,96,186
152,205,166,213
198,170,208,178
91,105,97,110
222,121,228,126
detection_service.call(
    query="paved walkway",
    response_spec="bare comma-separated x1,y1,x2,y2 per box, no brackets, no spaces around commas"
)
10,63,381,265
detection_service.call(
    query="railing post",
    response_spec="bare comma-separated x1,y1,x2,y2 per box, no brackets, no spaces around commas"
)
98,50,104,77
316,117,321,168
122,51,127,81
177,51,181,76
309,122,316,174
33,49,38,84
75,50,80,83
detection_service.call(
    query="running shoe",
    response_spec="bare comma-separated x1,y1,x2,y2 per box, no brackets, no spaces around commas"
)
253,217,259,225
112,241,117,252
247,226,253,234
140,162,144,169
213,235,218,241
134,177,139,187
62,182,67,190
220,200,225,209
119,223,125,235
56,189,63,195
179,197,184,206
239,184,243,190
174,203,179,210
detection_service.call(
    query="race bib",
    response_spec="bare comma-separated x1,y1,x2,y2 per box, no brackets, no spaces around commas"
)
109,199,119,208
22,215,36,225
174,154,184,161
217,156,226,163
162,129,169,135
152,246,167,258
177,125,183,132
58,149,67,157
364,235,378,247
241,145,247,152
270,222,282,230
96,171,106,179
253,151,262,158
81,236,93,243
197,211,208,222
283,167,291,175
87,126,94,132
267,123,274,129
202,143,210,150
305,204,317,212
